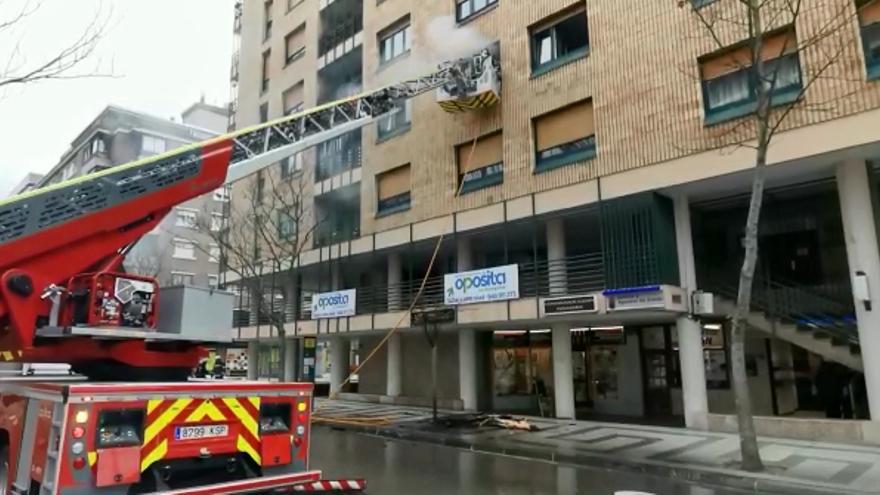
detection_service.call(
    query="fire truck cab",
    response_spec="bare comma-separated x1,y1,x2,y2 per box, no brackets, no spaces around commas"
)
0,380,329,495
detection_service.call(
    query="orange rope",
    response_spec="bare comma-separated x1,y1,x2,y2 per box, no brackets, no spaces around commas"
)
314,121,483,416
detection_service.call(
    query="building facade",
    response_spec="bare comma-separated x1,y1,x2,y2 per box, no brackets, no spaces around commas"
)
6,172,44,197
229,0,880,436
41,103,230,289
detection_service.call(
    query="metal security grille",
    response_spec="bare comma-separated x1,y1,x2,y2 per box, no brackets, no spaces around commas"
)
601,192,679,289
0,148,202,244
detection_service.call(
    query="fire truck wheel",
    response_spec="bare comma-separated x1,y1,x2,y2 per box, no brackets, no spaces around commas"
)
0,447,8,495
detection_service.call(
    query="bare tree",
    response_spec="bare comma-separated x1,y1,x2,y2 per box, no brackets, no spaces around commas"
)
199,168,320,381
679,0,860,471
124,238,168,283
0,0,111,89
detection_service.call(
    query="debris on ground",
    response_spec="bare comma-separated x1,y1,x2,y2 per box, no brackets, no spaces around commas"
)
435,413,539,431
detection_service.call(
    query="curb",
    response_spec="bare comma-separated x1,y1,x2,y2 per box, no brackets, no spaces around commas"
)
315,423,874,495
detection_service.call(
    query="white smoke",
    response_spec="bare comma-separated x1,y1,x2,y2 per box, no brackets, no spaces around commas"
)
376,15,493,84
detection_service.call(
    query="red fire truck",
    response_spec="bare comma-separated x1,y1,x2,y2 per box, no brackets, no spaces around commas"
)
0,46,499,494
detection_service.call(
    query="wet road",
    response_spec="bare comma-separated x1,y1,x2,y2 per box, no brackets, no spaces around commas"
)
310,427,750,495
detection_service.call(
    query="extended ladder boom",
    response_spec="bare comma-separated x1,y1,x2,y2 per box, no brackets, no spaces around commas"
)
0,45,500,374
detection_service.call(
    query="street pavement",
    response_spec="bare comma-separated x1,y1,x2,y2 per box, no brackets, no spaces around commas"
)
313,399,880,494
311,427,748,495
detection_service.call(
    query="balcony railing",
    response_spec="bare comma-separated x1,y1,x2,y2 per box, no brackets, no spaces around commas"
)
315,133,362,181
233,252,606,327
318,17,363,59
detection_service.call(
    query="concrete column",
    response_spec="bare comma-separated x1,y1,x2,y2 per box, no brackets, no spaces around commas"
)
329,337,350,396
247,341,259,381
458,328,478,410
457,236,473,272
551,324,575,419
837,159,880,419
283,338,298,382
388,252,402,311
674,194,709,430
386,333,402,397
546,218,568,295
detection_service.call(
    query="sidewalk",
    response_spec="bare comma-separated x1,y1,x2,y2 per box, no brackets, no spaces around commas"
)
313,399,880,495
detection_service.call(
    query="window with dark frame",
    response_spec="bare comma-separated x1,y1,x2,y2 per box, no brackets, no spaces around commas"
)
277,209,297,239
456,0,498,22
285,24,306,65
261,50,271,92
259,103,269,123
530,8,589,75
264,0,273,40
533,99,596,173
280,152,303,178
699,28,803,124
376,164,411,216
457,131,503,193
858,0,880,80
379,17,411,64
282,81,304,116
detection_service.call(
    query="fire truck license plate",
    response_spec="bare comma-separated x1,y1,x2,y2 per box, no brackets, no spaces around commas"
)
174,424,229,440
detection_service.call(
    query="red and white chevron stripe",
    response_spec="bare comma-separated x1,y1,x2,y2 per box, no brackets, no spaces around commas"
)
292,479,366,492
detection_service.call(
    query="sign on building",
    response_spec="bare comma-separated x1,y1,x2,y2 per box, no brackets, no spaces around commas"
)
444,264,519,306
310,289,356,319
605,286,666,311
542,295,598,316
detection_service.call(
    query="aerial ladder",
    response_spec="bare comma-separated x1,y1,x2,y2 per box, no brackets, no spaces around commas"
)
0,45,500,381
0,45,501,495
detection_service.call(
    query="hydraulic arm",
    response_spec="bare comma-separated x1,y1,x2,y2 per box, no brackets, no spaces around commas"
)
0,45,500,379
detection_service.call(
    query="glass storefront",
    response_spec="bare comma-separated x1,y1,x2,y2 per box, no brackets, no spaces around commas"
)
491,330,552,415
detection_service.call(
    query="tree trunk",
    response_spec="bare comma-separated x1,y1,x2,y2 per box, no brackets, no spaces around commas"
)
730,0,768,471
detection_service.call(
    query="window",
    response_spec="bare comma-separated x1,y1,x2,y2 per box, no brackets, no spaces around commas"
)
264,0,273,40
285,24,306,65
377,100,412,141
858,1,880,79
530,8,589,75
61,164,76,181
457,131,503,193
277,209,297,239
142,135,166,155
175,209,198,229
699,28,802,124
283,82,305,116
209,244,221,263
172,240,197,260
171,272,195,286
90,136,106,156
211,212,226,232
456,0,497,22
256,172,266,202
213,186,231,202
281,152,304,178
261,50,271,92
259,103,269,123
376,164,411,216
533,99,596,172
379,17,411,64
208,275,220,289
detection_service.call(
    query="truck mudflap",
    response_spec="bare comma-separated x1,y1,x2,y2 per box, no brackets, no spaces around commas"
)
146,470,323,495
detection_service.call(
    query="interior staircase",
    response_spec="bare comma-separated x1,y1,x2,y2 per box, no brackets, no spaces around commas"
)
703,272,862,371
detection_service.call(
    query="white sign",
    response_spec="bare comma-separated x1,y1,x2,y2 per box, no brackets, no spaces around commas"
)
311,289,356,319
607,289,665,311
444,264,519,306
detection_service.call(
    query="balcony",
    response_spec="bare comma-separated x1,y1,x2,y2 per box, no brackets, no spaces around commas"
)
318,17,362,70
230,53,240,82
314,184,361,248
315,129,362,182
233,1,242,33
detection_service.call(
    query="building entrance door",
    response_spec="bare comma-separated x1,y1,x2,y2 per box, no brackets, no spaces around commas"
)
640,326,673,417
